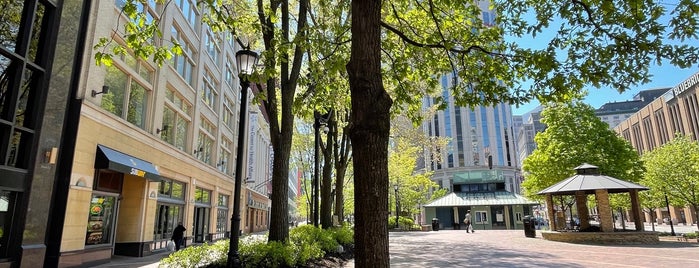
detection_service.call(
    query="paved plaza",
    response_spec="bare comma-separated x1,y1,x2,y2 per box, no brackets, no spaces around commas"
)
95,224,699,268
376,228,699,268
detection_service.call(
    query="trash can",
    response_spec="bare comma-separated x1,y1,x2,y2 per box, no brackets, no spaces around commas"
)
523,215,536,238
432,218,440,231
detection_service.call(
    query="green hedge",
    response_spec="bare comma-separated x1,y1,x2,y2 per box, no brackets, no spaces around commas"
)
159,224,354,268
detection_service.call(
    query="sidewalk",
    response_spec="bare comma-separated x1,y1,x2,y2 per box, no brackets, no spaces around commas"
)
90,251,170,268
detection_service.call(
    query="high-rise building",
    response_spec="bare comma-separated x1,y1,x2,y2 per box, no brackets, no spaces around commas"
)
422,72,536,230
515,107,545,168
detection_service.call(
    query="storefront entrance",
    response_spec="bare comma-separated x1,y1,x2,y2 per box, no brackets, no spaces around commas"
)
194,207,210,243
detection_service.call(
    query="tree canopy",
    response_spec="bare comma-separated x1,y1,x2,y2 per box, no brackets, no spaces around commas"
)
100,0,699,265
641,135,699,231
521,101,644,200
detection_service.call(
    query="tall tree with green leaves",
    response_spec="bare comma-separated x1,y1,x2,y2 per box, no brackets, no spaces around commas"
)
521,101,644,198
101,0,699,265
641,135,699,231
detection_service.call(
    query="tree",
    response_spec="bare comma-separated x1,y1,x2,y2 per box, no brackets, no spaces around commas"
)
102,0,699,265
521,101,643,198
641,135,699,231
389,138,446,222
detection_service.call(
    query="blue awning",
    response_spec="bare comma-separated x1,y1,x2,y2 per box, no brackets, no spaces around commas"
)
95,145,161,181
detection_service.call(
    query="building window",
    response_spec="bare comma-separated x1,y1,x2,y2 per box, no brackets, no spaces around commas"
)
102,65,150,129
175,0,198,29
668,103,684,136
225,57,235,86
197,117,216,164
162,88,191,151
515,212,522,222
201,71,219,110
683,95,699,141
85,195,118,246
159,179,186,200
171,25,196,86
220,137,232,175
475,211,488,223
216,194,229,233
642,116,655,150
195,187,211,204
631,123,644,153
204,28,220,65
223,97,235,130
654,109,670,144
0,191,19,258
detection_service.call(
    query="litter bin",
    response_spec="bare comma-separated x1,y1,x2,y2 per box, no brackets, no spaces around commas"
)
432,218,440,231
523,215,536,238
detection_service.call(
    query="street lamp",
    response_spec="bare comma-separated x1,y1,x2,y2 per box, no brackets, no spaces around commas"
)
394,184,399,229
312,111,329,227
228,48,259,268
664,193,675,236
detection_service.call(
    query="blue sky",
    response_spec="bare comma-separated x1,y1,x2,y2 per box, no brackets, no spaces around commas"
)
506,2,698,115
511,66,699,115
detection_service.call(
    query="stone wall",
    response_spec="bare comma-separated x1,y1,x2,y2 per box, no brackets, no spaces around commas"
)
541,231,659,244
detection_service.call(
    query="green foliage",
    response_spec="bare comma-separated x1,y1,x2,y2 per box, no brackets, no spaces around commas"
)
521,101,644,205
388,216,415,230
328,225,354,245
240,241,295,268
159,240,229,268
161,225,354,267
641,135,699,214
290,225,339,253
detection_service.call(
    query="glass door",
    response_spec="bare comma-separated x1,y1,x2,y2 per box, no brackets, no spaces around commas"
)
193,207,210,243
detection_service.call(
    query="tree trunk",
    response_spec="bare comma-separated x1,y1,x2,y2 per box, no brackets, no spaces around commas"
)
334,112,351,224
266,0,307,242
347,0,392,266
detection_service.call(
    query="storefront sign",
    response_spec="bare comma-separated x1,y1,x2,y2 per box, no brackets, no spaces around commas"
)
672,72,699,96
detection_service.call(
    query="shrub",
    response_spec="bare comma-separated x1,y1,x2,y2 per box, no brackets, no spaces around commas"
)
160,240,229,268
388,216,414,230
163,225,354,268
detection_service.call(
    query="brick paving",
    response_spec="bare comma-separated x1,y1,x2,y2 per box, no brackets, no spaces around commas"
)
95,227,698,267
379,229,699,268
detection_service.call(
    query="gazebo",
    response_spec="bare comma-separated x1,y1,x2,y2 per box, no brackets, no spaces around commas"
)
537,163,657,244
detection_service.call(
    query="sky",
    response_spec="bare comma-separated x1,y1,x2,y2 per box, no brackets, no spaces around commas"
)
511,66,699,115
506,1,698,115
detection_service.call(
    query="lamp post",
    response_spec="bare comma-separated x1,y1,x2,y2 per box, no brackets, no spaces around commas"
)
664,193,675,236
394,184,399,229
228,48,259,268
312,111,329,227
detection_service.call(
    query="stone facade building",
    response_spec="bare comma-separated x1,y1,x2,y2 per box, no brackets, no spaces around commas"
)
614,71,699,226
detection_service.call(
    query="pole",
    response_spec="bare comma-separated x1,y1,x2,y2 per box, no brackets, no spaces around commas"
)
395,187,399,228
313,111,321,227
664,193,675,236
227,78,249,268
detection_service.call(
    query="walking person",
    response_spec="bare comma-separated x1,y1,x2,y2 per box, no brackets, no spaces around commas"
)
464,210,474,233
172,222,186,251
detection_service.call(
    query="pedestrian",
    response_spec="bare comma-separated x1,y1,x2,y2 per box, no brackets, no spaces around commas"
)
172,222,186,251
464,210,474,233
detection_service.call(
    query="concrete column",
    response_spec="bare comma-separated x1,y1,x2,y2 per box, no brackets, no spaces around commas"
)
629,189,644,231
575,191,590,230
546,194,556,231
595,189,614,232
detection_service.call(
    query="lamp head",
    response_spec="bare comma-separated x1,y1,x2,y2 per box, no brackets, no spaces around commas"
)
235,49,259,76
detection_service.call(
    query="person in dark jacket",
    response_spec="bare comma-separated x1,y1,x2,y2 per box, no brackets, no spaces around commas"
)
172,222,186,251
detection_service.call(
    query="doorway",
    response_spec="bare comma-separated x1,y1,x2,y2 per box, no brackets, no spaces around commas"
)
194,207,210,243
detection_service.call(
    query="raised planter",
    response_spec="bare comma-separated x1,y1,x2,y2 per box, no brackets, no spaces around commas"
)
541,231,659,244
